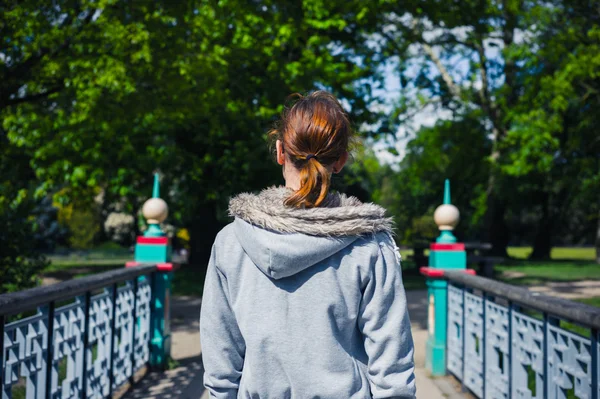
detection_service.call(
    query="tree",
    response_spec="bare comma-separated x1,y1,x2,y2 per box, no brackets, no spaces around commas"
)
369,0,599,257
370,0,529,255
500,0,600,259
379,113,491,244
1,1,383,269
0,128,49,293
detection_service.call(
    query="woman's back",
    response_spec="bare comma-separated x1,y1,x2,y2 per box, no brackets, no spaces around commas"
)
200,187,416,398
200,91,415,398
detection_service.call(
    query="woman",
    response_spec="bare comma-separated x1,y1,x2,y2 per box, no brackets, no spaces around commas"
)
200,91,416,398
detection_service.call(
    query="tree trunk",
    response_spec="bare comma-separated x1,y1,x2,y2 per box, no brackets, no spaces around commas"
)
484,166,509,257
486,196,509,257
529,194,553,260
596,210,600,264
187,200,222,274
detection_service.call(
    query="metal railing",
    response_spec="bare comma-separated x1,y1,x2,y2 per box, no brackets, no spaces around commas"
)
443,270,600,399
0,264,159,399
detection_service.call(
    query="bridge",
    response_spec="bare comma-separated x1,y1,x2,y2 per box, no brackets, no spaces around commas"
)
1,177,599,399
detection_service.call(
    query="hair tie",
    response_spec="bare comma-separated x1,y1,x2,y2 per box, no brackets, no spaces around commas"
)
306,154,317,161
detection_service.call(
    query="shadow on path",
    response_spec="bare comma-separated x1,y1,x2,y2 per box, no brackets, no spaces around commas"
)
123,356,205,399
407,290,428,331
123,295,204,399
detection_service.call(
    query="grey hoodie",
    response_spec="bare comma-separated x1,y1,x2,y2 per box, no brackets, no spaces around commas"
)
200,187,416,399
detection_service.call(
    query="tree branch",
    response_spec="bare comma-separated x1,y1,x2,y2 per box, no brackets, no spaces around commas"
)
1,9,96,103
3,85,63,108
397,97,443,126
380,24,463,99
408,18,463,100
473,35,502,131
420,40,462,99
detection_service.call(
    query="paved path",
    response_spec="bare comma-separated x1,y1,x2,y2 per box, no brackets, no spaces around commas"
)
527,279,600,300
123,291,451,399
122,278,600,398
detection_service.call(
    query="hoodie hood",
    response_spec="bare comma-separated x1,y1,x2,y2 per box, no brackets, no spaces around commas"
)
228,186,394,279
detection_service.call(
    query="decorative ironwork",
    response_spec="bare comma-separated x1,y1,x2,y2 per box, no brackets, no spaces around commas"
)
1,267,155,399
86,290,113,398
447,284,463,379
2,313,48,399
485,300,510,399
446,274,600,399
547,324,591,398
52,301,85,399
512,312,544,399
464,292,484,397
133,278,151,372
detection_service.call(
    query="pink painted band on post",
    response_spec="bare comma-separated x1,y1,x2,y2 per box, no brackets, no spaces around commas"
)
419,267,476,278
157,263,174,272
429,243,465,251
137,237,169,245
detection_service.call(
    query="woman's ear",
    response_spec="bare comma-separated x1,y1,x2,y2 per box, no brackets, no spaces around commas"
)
332,151,349,174
276,140,285,166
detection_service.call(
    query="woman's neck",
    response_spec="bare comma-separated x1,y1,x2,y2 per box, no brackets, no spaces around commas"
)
283,164,302,190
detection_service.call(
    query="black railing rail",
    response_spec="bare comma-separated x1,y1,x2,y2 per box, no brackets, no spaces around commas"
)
0,264,157,316
445,269,600,329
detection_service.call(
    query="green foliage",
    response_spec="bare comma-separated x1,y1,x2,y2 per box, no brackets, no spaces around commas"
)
1,0,598,267
378,113,491,243
1,0,386,264
0,102,49,294
0,205,49,294
66,207,100,249
369,0,599,256
411,214,438,241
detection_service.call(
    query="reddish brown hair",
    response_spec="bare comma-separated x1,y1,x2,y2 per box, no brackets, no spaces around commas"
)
269,91,353,208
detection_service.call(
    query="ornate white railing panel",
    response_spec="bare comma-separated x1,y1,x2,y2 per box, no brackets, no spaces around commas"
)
52,301,85,399
133,278,151,372
547,324,591,398
447,284,463,379
512,312,544,399
1,265,156,399
86,290,113,399
447,275,600,399
485,300,509,399
3,314,48,399
464,292,484,397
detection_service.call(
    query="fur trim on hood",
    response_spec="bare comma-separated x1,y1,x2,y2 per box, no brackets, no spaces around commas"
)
228,186,394,237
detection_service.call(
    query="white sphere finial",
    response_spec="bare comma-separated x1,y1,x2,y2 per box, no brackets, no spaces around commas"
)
142,197,168,224
142,173,168,236
433,179,460,243
434,203,459,231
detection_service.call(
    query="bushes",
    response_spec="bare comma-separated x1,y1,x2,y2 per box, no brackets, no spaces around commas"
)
0,207,49,294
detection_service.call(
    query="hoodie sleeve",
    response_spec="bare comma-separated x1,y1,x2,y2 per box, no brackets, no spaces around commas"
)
200,244,246,399
357,234,416,399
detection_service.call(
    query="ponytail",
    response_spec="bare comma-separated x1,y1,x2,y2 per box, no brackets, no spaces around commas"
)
284,157,331,208
269,91,353,209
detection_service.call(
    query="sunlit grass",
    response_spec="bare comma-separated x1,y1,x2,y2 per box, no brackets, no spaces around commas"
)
497,261,600,285
559,297,600,337
507,246,595,260
42,245,597,295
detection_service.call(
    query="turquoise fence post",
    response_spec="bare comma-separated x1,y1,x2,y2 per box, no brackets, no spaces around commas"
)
126,173,174,369
423,179,466,376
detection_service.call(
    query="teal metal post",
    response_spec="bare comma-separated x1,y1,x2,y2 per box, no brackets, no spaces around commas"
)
424,179,466,376
127,173,174,369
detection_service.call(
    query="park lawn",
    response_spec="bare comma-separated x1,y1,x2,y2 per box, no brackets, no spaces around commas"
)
507,246,595,260
496,261,600,286
45,246,597,295
43,250,205,297
560,296,600,337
